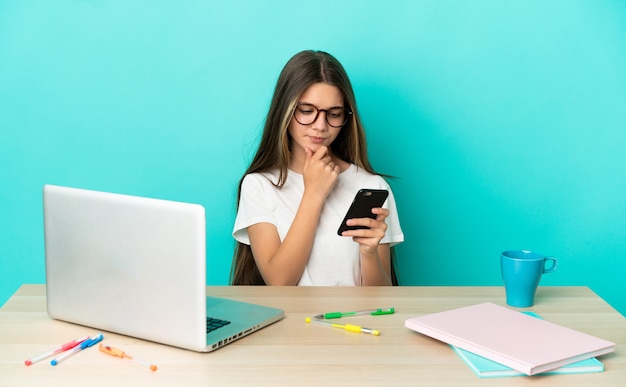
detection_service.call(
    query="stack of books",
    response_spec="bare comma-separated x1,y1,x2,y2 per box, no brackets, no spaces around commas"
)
405,302,615,378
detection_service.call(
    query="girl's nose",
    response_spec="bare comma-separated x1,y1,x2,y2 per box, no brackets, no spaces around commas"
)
311,111,328,131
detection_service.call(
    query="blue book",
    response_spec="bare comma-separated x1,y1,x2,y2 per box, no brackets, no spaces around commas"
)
451,311,604,378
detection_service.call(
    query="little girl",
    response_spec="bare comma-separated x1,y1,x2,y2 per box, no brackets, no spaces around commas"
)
231,50,403,286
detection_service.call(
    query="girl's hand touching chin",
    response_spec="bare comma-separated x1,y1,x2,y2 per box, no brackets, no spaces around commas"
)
302,146,340,200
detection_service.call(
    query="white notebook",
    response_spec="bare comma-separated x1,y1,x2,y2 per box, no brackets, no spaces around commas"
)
405,302,614,375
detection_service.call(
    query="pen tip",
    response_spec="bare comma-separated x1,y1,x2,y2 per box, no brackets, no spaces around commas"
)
51,360,58,366
24,360,32,366
305,317,311,323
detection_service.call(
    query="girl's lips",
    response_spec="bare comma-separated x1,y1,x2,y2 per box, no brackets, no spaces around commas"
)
309,136,326,144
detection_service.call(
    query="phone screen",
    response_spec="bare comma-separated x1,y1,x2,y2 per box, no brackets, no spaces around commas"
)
337,189,389,235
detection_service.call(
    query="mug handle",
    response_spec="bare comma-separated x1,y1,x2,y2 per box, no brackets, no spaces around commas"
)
543,257,558,273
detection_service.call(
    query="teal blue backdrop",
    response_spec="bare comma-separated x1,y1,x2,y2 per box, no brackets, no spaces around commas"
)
1,1,625,316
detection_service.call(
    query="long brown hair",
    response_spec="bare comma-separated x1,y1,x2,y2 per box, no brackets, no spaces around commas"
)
231,50,378,285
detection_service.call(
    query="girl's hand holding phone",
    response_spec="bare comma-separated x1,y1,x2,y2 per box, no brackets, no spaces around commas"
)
343,207,390,253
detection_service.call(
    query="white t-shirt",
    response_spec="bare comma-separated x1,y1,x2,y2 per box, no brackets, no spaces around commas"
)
232,164,404,286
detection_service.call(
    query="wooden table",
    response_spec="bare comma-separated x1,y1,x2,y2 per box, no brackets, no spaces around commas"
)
1,285,624,386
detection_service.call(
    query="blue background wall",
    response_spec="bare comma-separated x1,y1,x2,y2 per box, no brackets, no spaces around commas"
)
1,1,624,315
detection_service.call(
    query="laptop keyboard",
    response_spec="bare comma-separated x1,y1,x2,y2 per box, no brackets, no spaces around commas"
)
206,317,231,333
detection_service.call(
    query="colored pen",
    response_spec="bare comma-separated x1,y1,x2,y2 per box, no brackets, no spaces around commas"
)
24,335,90,366
305,317,380,336
99,344,157,371
315,307,395,320
50,334,104,366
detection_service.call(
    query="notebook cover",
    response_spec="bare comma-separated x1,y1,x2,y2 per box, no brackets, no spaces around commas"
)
451,346,604,378
449,311,604,378
404,302,615,375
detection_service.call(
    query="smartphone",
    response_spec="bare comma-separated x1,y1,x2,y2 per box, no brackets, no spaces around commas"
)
337,189,389,235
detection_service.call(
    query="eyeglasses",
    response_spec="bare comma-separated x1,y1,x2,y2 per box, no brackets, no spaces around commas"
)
293,103,352,128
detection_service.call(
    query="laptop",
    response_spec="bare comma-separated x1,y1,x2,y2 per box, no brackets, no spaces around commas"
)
43,184,284,352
